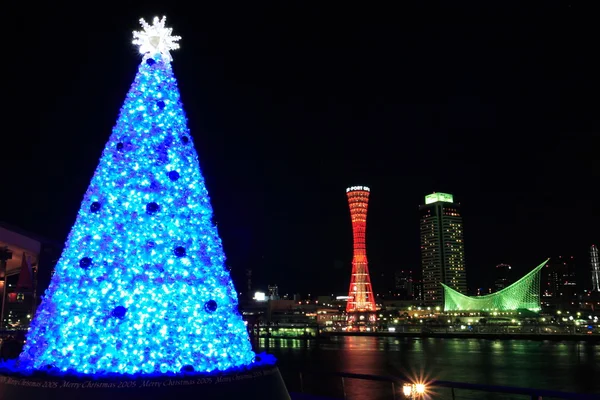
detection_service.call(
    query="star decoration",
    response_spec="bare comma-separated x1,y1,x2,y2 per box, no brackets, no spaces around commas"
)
132,16,181,62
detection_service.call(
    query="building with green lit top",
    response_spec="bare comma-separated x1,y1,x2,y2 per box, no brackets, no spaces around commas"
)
442,260,548,312
420,192,466,306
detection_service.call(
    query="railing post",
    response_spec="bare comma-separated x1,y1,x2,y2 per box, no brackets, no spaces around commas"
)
341,377,347,399
299,372,304,393
391,381,397,400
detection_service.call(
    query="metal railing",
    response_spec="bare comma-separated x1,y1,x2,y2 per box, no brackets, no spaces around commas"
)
288,370,595,400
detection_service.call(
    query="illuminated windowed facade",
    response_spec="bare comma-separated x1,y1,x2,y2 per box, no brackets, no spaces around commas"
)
419,192,466,306
591,245,600,292
442,260,547,312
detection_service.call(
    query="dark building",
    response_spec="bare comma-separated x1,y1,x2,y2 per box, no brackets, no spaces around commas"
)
419,192,467,306
494,264,513,292
268,284,280,300
0,222,61,329
413,278,423,302
543,256,577,308
542,263,559,298
393,270,414,300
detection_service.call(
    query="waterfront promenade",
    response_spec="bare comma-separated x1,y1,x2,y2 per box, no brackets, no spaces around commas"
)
251,324,600,342
324,330,600,342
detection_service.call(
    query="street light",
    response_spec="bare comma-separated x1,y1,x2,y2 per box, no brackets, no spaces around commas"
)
402,382,427,399
403,384,412,398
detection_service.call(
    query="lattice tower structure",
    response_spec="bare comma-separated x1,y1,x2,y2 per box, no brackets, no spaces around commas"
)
442,260,548,312
591,245,600,292
345,186,376,313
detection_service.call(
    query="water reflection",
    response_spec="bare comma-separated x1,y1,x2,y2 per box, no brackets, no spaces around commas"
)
257,337,599,399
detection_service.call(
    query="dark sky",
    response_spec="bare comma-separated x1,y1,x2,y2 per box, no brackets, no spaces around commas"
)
3,2,599,296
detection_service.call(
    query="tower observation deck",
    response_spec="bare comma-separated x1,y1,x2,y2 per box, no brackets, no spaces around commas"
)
345,186,376,317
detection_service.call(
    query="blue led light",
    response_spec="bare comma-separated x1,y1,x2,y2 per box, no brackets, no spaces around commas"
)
16,53,256,375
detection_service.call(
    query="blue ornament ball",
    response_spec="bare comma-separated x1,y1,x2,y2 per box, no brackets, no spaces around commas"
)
181,365,194,373
174,246,186,258
79,257,93,269
181,136,189,144
90,202,101,213
146,58,156,66
146,202,160,215
204,300,218,313
168,170,180,181
157,100,165,110
111,306,127,319
116,142,124,151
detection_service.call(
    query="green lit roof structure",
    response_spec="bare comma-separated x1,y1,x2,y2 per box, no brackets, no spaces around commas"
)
442,260,549,312
424,192,454,204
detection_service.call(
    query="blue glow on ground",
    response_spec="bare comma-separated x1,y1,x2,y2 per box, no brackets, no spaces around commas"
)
0,353,276,378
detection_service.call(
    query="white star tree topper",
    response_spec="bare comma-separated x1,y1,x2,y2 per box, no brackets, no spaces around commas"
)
132,16,181,62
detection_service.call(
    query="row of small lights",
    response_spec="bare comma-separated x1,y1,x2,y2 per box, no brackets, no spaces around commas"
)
250,297,600,316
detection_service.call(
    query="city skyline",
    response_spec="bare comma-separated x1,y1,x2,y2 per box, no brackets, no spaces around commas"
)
3,3,599,295
2,188,595,299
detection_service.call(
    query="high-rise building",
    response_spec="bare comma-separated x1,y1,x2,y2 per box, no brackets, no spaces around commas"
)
419,192,466,306
591,245,600,292
542,262,559,298
562,258,577,300
268,284,280,300
413,278,423,302
543,256,577,306
394,270,414,300
345,186,376,323
494,264,512,292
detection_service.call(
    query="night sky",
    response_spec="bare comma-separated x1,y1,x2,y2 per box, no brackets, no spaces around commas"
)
4,2,599,296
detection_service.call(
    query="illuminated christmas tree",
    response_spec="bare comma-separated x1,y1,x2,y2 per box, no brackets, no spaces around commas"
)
17,16,256,376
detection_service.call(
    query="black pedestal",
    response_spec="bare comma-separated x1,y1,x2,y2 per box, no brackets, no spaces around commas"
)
0,365,290,400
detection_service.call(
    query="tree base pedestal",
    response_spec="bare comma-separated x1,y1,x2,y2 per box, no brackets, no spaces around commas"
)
0,364,290,400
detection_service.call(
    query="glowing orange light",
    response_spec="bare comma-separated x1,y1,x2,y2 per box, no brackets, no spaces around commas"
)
345,187,376,314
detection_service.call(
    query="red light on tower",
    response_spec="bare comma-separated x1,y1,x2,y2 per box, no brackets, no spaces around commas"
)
346,186,376,317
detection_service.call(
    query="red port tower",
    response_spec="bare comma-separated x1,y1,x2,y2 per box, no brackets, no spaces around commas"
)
346,186,376,324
